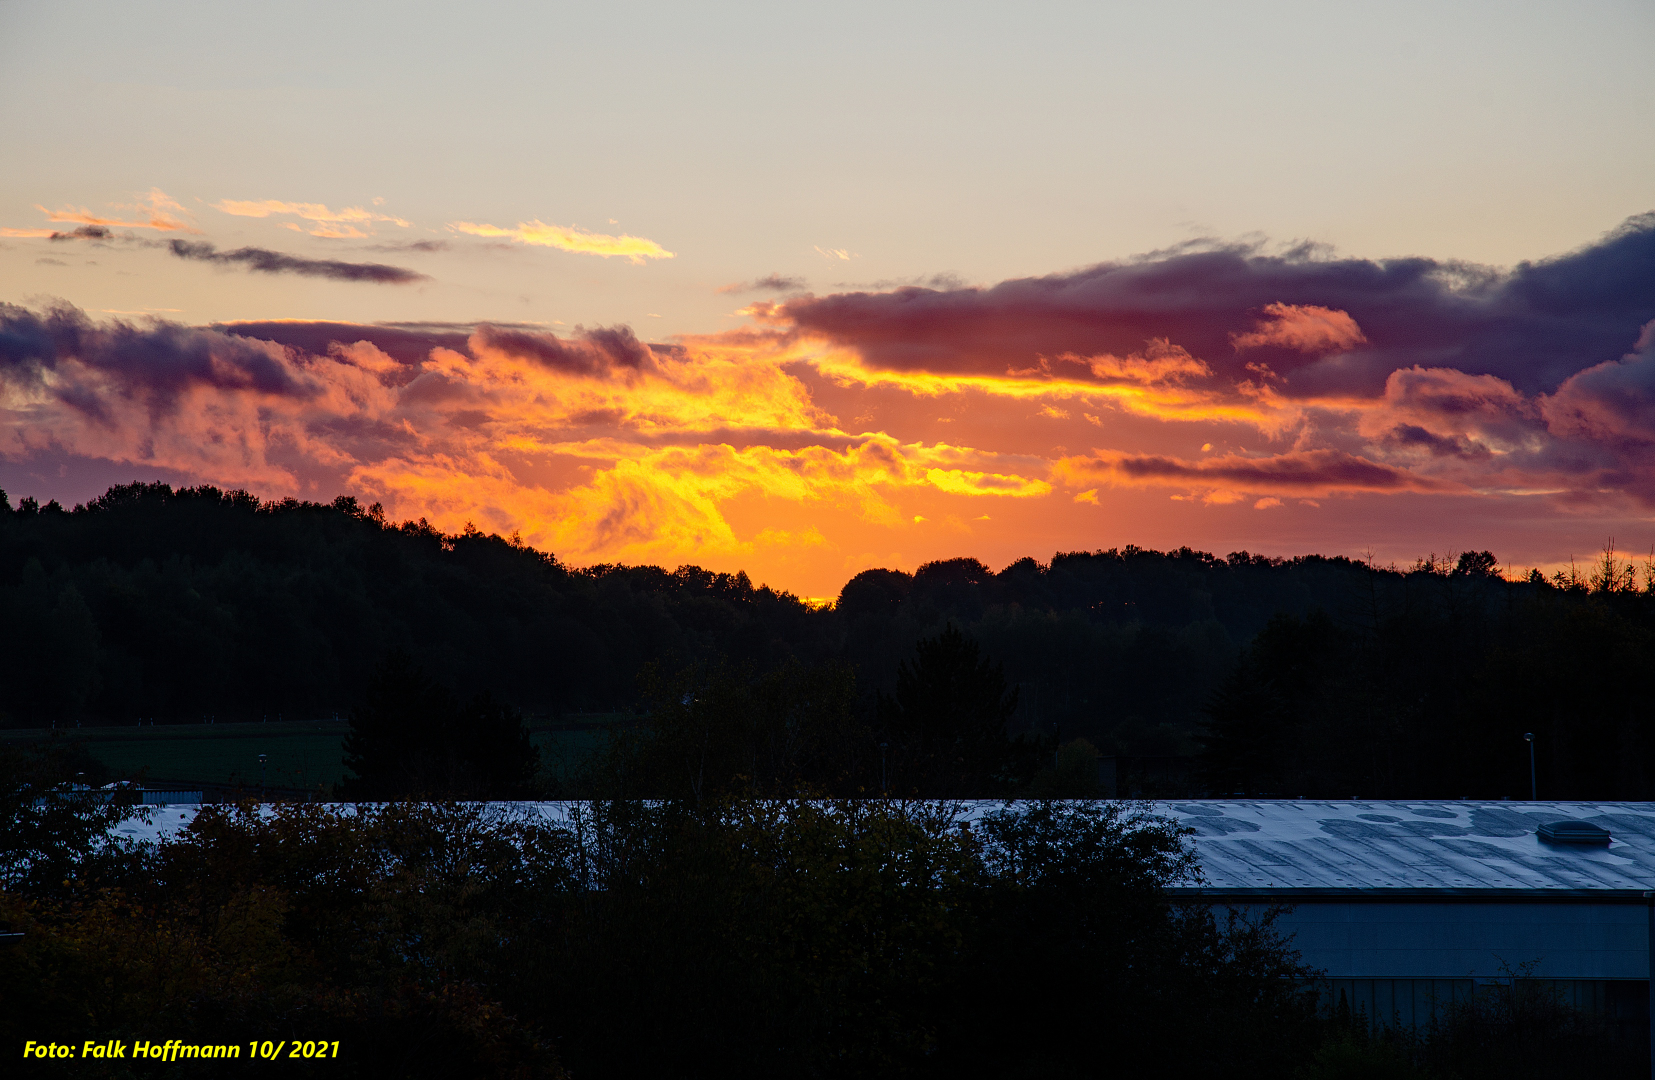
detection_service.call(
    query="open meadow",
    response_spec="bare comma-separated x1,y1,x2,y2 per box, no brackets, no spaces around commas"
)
0,715,628,795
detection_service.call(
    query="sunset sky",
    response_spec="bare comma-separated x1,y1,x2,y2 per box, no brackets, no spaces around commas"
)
2,1,1653,598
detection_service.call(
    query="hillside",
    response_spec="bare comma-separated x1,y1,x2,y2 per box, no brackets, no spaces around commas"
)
4,482,1653,798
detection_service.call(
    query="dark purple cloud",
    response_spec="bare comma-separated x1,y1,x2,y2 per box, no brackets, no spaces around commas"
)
1071,449,1442,494
218,321,472,368
168,240,427,284
1379,424,1493,460
0,303,313,419
364,239,450,253
1545,324,1655,451
215,320,682,383
476,324,661,378
49,226,113,241
781,214,1655,397
718,273,808,294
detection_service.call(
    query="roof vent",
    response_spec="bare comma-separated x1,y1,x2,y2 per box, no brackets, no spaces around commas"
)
1538,820,1611,846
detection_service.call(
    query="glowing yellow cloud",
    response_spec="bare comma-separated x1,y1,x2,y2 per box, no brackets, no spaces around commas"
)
344,432,1050,571
213,199,411,236
787,337,1302,434
924,468,1051,498
448,220,674,263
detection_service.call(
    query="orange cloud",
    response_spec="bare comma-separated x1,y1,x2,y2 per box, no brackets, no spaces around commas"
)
0,306,1067,588
7,215,1655,594
34,188,197,232
1353,366,1537,463
1231,302,1366,353
448,220,673,263
213,199,411,237
1541,324,1655,446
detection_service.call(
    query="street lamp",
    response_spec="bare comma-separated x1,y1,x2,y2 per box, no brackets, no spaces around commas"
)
258,753,268,802
1523,733,1536,801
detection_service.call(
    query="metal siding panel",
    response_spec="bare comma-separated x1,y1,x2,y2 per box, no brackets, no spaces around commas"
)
1238,902,1649,979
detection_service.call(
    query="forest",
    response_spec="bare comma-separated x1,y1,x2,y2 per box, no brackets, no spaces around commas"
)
3,481,1655,799
4,482,1652,1078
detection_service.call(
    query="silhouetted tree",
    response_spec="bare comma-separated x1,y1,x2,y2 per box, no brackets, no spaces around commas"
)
1027,737,1107,797
834,567,913,619
20,481,1655,799
342,652,539,798
456,691,542,797
877,624,1031,795
593,658,867,798
927,802,1321,1078
0,736,135,895
1200,660,1292,795
1454,550,1500,577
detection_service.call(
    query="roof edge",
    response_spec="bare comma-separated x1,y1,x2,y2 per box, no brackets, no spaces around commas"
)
1171,886,1655,904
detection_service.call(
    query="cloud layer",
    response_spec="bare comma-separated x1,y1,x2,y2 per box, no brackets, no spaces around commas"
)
3,214,1655,592
776,215,1655,396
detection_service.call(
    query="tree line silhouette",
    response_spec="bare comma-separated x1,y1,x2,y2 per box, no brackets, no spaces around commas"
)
4,482,1654,798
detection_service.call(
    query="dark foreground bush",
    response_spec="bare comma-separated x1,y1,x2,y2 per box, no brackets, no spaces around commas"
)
2,796,1323,1078
1297,972,1646,1080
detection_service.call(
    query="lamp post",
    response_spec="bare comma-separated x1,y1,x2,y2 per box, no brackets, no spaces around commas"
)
258,753,268,802
1524,733,1536,801
879,742,888,797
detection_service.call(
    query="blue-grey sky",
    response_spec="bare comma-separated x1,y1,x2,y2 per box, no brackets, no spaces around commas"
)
3,0,1650,329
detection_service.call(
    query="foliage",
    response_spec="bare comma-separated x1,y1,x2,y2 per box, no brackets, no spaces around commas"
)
1200,558,1655,798
0,482,823,728
594,623,1039,799
0,737,145,896
546,798,984,1077
341,653,539,799
0,801,568,1078
1026,737,1106,797
1416,965,1644,1079
1294,966,1646,1080
929,801,1320,1077
876,623,1036,796
1,797,1329,1079
14,484,1655,797
589,657,868,798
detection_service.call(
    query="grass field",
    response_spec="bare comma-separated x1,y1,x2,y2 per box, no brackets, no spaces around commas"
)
1,714,633,794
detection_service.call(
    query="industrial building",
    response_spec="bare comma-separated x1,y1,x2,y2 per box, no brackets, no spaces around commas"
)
1163,800,1654,1037
108,796,1655,1040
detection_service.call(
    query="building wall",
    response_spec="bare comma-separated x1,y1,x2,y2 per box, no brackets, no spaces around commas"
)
1232,901,1649,980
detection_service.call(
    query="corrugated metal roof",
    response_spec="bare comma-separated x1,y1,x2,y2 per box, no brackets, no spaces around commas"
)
109,799,1655,897
1159,800,1655,895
